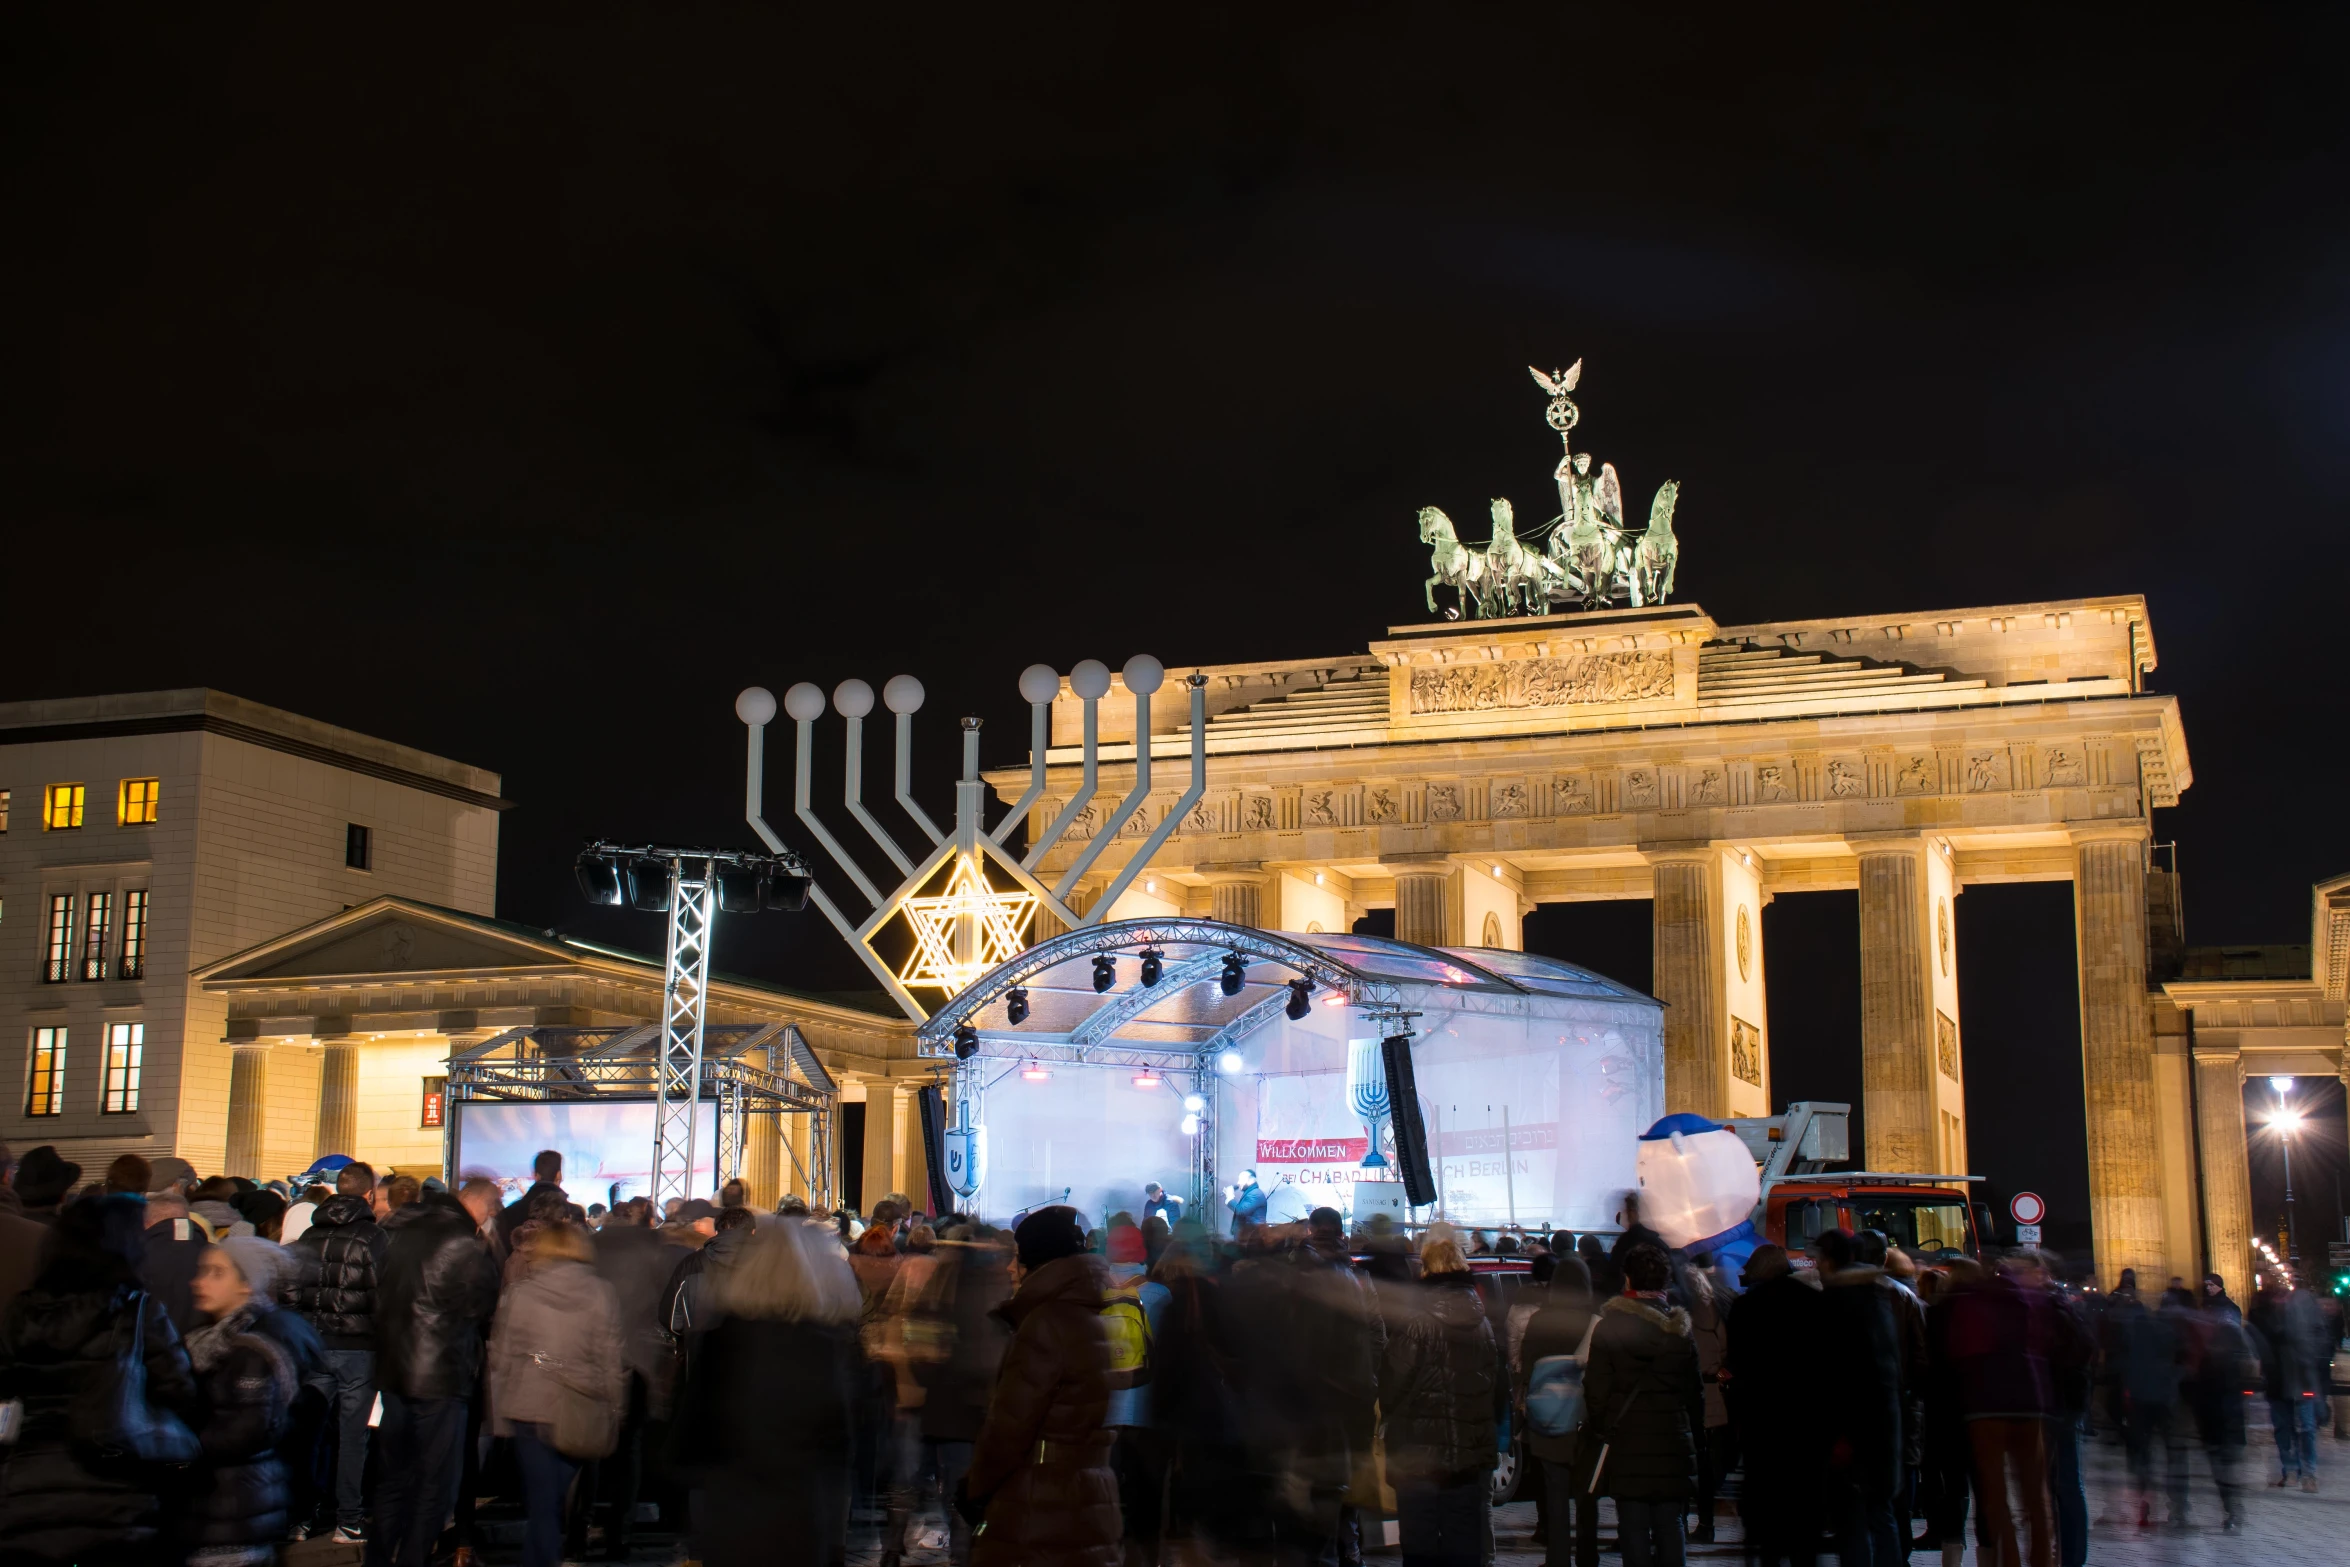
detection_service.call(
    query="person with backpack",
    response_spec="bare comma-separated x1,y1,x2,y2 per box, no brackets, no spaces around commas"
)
1518,1254,1602,1567
1582,1243,1704,1567
1379,1234,1506,1567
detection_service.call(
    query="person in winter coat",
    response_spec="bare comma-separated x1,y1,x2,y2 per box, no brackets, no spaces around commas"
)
138,1182,208,1338
281,1161,386,1543
964,1206,1123,1567
1941,1253,2055,1567
2188,1276,2251,1529
370,1185,501,1567
9,1148,81,1226
1582,1243,1703,1567
2248,1280,2330,1491
588,1199,686,1559
1517,1254,1602,1567
0,1193,198,1566
911,1227,1014,1567
672,1216,863,1567
1811,1229,1906,1567
1379,1234,1505,1567
1673,1251,1737,1544
1724,1245,1825,1567
180,1236,320,1567
486,1222,625,1567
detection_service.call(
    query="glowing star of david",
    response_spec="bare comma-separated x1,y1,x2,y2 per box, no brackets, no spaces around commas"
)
896,855,1037,995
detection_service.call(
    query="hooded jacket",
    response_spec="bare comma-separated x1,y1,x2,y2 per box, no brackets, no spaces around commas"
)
376,1194,500,1399
283,1194,389,1349
486,1254,625,1436
0,1280,198,1562
1582,1294,1703,1501
179,1300,303,1552
968,1252,1121,1567
1378,1269,1505,1484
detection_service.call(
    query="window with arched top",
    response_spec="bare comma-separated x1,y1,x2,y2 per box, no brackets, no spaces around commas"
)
1481,911,1503,948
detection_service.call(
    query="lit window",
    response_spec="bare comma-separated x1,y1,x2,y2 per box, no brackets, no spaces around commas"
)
81,893,112,983
117,779,159,825
346,823,372,871
0,788,10,831
42,895,73,984
102,1023,143,1114
42,784,84,830
120,890,149,980
25,1028,65,1116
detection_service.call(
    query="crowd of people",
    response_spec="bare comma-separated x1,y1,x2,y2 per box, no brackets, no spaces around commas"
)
0,1140,2339,1567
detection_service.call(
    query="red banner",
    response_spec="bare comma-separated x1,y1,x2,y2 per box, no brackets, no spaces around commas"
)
1257,1135,1370,1163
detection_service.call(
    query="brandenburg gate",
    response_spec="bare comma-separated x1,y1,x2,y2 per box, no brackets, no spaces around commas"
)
994,594,2203,1286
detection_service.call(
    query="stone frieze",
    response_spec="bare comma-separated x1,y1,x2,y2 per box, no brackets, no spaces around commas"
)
1408,651,1677,714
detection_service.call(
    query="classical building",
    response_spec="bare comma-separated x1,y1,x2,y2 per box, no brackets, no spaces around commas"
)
0,689,929,1202
994,594,2202,1285
0,690,504,1177
2157,873,2350,1302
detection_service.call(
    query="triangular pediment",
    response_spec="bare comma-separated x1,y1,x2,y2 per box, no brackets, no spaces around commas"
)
199,899,586,984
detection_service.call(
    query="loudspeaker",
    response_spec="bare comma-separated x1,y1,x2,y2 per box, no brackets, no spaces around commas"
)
1380,1033,1437,1207
916,1084,952,1217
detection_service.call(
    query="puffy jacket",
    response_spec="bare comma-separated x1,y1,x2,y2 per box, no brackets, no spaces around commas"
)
283,1196,388,1349
1582,1294,1703,1502
179,1303,302,1553
0,1282,198,1563
486,1255,624,1436
1378,1269,1505,1484
967,1253,1122,1567
376,1195,501,1398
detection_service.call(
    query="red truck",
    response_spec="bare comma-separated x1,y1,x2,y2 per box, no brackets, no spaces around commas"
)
1724,1100,1986,1265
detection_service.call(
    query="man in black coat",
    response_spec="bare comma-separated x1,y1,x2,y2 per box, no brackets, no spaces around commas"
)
1726,1245,1826,1567
369,1185,500,1567
137,1180,209,1336
494,1148,568,1250
1812,1229,1905,1567
283,1160,387,1542
1583,1243,1704,1567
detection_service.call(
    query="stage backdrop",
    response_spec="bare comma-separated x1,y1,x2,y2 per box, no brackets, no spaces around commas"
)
965,1063,1198,1229
1216,992,1662,1233
453,1100,717,1206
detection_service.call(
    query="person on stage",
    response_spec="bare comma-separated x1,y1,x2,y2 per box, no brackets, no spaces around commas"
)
1142,1184,1183,1231
1227,1171,1267,1235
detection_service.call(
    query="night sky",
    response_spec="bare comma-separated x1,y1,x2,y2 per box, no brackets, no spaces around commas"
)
8,9,2348,1262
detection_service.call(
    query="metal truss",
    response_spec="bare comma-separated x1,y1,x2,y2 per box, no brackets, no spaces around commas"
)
653,860,718,1206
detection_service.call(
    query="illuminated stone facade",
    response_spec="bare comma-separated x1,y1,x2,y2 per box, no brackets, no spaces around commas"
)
994,594,2210,1285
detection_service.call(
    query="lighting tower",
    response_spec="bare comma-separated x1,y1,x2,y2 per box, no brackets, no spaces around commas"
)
574,838,809,1206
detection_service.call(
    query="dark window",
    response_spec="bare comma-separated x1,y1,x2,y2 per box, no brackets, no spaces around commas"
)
42,895,73,983
119,890,148,980
81,892,111,982
346,823,372,871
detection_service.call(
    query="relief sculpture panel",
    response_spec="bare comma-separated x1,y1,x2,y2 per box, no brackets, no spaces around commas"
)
1409,651,1677,715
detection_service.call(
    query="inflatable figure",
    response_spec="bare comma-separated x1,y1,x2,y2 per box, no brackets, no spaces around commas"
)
1634,1112,1762,1284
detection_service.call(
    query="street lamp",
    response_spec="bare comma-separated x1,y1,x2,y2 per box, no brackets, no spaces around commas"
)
2269,1076,2302,1270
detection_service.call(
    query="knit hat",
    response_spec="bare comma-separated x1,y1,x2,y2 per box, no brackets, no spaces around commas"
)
1014,1205,1086,1271
13,1146,81,1207
147,1156,199,1193
215,1236,293,1301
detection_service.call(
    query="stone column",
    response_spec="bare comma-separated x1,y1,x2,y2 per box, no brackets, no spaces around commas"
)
1209,875,1268,929
2074,830,2166,1287
2194,1045,2253,1305
863,1084,901,1211
1651,853,1724,1119
224,1044,270,1179
313,1042,359,1161
1858,842,1937,1173
746,1107,783,1211
1393,867,1455,947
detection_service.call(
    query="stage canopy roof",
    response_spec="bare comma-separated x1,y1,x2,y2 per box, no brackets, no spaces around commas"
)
915,916,1654,1070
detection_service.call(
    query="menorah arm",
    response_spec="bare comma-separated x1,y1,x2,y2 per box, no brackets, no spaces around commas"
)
990,700,1052,847
1082,674,1207,923
794,717,887,909
895,710,949,849
1022,698,1100,872
843,715,918,877
1053,690,1151,903
802,882,928,1023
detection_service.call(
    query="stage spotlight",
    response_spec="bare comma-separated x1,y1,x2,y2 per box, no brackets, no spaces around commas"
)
626,858,673,912
1139,948,1164,987
760,868,813,912
715,865,764,914
1005,987,1030,1026
1182,1093,1206,1113
1021,1061,1052,1082
1285,979,1312,1020
1219,952,1246,996
1132,1070,1162,1089
1093,955,1116,993
575,853,623,906
1179,1113,1201,1137
953,1024,979,1060
1216,1049,1245,1075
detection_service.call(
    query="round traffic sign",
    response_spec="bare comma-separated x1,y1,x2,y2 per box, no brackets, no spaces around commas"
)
2010,1191,2046,1225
